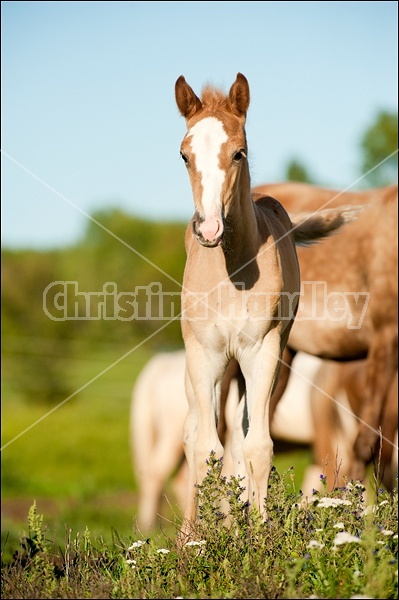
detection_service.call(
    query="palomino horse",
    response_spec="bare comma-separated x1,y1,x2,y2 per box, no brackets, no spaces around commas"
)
253,182,398,482
175,73,361,530
130,350,321,532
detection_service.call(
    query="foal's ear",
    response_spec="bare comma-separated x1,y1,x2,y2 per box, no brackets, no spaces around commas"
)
229,73,250,118
175,76,202,120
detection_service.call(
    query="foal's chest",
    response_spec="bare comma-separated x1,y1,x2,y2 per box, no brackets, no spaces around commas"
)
182,274,283,349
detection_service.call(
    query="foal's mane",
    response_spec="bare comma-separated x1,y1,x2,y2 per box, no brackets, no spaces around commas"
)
201,85,229,111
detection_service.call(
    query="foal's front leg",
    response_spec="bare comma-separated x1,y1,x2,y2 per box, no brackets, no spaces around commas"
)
181,341,226,533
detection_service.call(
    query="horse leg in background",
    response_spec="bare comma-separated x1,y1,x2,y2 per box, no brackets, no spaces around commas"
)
376,370,398,491
306,361,358,493
131,377,163,534
269,346,296,423
230,369,248,497
343,361,398,491
217,359,240,446
352,327,398,481
220,372,242,480
136,428,185,534
131,351,188,533
171,458,189,516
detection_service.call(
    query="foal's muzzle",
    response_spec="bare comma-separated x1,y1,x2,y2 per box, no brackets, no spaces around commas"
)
192,212,224,247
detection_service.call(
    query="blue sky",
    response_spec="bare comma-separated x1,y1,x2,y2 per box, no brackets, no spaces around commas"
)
2,1,398,249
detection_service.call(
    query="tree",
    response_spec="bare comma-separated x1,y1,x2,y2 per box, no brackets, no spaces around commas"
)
360,110,398,187
285,159,313,183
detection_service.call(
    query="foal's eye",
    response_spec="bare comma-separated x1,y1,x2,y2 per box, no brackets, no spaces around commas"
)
180,151,189,165
233,150,245,162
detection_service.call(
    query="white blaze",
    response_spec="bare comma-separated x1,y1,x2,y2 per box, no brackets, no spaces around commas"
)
187,117,227,217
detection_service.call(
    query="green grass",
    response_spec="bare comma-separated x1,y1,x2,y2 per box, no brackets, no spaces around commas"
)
4,344,395,598
1,344,153,548
2,344,314,563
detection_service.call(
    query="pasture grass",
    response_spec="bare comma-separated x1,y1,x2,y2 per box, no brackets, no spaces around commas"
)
3,344,397,597
2,344,312,561
1,344,152,558
2,458,398,599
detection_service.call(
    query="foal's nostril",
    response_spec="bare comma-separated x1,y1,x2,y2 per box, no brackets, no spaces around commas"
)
192,218,202,237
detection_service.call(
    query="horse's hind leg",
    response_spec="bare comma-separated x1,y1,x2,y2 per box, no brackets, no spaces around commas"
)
309,361,355,491
269,345,296,423
351,327,398,481
379,371,398,490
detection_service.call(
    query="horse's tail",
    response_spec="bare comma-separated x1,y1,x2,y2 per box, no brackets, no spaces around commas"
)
291,205,365,247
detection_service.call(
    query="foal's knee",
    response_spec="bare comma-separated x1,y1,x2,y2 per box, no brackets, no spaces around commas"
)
242,436,274,480
194,439,224,481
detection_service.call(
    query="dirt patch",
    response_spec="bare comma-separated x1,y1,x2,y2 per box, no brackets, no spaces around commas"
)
1,491,138,525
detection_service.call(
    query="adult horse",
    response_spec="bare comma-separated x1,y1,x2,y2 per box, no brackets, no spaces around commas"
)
175,73,360,531
253,182,398,482
309,360,398,493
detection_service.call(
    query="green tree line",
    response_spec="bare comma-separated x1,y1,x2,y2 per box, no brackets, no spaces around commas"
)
2,211,187,404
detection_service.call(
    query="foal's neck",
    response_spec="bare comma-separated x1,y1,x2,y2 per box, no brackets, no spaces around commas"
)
222,175,261,287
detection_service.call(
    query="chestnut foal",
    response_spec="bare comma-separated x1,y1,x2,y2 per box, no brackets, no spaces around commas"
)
175,73,360,534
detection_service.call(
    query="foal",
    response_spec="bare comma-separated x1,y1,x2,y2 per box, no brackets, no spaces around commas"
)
175,73,360,532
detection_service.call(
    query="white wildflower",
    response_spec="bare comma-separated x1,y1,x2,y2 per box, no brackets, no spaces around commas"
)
127,540,146,550
317,497,352,508
381,529,394,536
184,540,206,547
333,531,361,545
333,522,345,529
345,481,365,491
157,548,170,554
307,540,325,549
292,496,317,510
126,558,136,567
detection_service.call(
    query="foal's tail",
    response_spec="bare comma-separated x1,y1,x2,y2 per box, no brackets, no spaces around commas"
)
291,205,365,247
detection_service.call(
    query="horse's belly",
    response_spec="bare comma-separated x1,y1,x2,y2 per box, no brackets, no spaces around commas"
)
289,318,368,360
271,353,322,443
